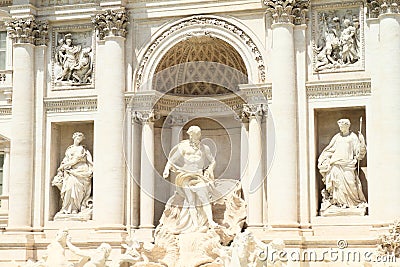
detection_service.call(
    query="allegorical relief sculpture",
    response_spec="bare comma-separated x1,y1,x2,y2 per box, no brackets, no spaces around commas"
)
54,32,93,85
52,132,93,221
318,118,367,216
314,8,361,72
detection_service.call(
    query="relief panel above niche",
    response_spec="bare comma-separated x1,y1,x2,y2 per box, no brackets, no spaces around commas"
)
51,25,95,90
312,1,365,73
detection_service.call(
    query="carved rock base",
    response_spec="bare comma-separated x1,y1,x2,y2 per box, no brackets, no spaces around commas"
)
54,208,92,221
320,205,367,217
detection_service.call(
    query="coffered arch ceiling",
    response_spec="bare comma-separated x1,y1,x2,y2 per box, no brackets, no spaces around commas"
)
153,36,248,96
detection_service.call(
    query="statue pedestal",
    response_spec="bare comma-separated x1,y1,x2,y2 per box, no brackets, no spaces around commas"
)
320,205,367,217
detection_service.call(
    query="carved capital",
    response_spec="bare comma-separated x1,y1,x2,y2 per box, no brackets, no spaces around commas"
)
92,9,129,40
367,0,400,18
132,110,160,124
263,0,310,25
6,16,49,45
241,103,268,119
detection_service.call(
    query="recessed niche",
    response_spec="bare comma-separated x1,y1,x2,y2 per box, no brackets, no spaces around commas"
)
314,107,367,216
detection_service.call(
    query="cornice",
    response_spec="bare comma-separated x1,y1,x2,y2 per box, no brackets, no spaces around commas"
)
306,79,371,99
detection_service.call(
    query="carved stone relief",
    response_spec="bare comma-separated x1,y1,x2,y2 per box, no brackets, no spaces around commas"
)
312,2,364,73
52,27,94,89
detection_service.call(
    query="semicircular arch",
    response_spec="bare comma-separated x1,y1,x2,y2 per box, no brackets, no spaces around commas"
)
135,15,266,92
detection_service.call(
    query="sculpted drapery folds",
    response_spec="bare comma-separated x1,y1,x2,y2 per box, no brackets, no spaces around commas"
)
162,125,218,232
52,132,93,220
318,119,367,215
55,33,93,84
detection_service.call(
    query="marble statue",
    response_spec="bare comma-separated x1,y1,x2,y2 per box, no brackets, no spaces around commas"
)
314,9,360,72
162,125,218,231
123,125,247,267
67,239,112,267
55,33,93,84
52,132,93,220
318,118,367,216
21,229,73,267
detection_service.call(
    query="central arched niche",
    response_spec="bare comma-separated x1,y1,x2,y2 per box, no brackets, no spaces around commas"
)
153,35,248,96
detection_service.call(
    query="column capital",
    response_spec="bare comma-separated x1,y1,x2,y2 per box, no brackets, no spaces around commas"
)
262,0,310,25
367,0,400,18
92,9,129,41
241,103,268,119
6,16,49,46
133,109,160,124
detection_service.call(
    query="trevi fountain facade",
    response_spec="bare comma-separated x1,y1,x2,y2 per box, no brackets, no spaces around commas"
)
0,0,399,266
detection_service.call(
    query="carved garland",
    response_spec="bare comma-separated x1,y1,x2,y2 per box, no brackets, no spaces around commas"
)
44,97,97,113
135,16,266,90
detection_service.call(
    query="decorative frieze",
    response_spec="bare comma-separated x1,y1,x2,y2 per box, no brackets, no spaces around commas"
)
135,16,266,89
44,97,97,113
0,106,11,116
92,9,129,40
52,25,95,90
311,1,364,73
306,80,371,99
262,0,310,25
367,0,400,18
6,16,48,45
37,0,100,7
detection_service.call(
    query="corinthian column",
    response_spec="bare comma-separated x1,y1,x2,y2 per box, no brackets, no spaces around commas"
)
263,0,309,227
92,9,128,229
134,110,158,230
367,1,400,222
242,104,267,227
6,17,47,231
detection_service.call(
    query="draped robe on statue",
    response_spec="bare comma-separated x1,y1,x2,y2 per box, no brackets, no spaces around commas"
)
318,131,366,207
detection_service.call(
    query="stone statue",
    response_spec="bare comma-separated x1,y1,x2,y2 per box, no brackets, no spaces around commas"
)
52,132,93,220
55,33,93,84
318,118,367,216
66,239,112,267
162,125,218,231
21,229,73,267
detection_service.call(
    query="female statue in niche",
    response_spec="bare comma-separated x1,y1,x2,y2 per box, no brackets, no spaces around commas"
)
52,132,93,220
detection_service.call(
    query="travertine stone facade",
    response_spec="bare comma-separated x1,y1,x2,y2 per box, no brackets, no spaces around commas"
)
0,0,398,266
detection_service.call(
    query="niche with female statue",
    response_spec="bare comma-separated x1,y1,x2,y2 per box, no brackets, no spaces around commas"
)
48,121,94,221
314,107,368,217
